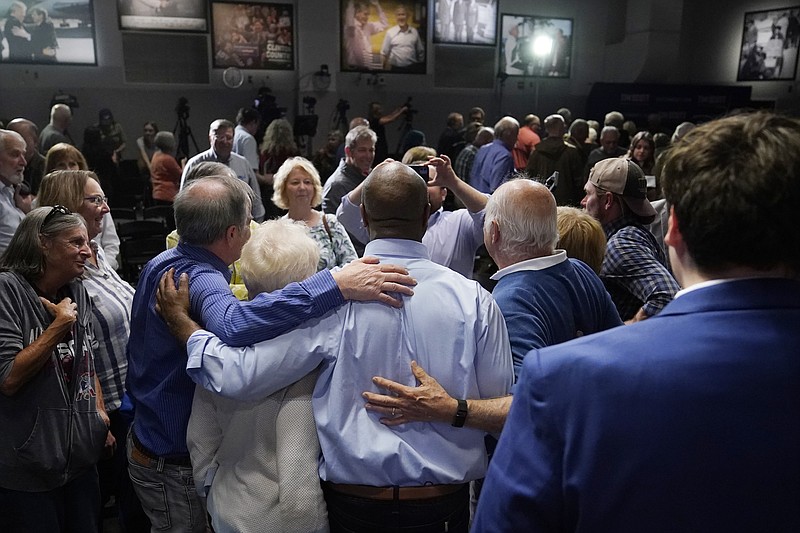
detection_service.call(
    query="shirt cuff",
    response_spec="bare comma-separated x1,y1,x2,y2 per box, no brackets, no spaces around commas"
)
301,269,345,314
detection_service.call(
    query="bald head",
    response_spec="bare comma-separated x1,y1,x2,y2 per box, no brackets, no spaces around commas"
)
50,104,72,129
544,114,566,136
484,179,558,266
6,118,38,159
361,162,430,241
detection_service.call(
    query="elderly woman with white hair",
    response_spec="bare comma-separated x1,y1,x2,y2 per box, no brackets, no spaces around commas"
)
273,156,357,271
184,219,329,533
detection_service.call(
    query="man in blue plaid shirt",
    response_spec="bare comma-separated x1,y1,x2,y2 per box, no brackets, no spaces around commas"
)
581,157,679,322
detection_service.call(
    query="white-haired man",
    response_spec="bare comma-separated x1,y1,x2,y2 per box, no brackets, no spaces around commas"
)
471,116,519,193
39,104,74,154
363,179,621,432
0,129,28,254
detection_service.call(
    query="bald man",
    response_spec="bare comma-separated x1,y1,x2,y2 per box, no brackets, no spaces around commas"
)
158,161,513,533
39,104,74,154
0,129,28,254
363,179,622,432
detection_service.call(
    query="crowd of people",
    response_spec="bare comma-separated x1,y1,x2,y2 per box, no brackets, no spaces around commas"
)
0,99,798,533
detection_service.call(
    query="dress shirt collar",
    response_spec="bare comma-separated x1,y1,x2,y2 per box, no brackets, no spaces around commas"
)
427,207,444,227
364,238,430,261
176,240,233,281
491,250,568,280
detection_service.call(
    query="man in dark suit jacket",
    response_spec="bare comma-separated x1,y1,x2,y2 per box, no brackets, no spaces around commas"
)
473,112,800,532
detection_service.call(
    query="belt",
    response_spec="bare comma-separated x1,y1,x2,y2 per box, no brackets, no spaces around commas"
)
130,431,192,467
325,481,466,501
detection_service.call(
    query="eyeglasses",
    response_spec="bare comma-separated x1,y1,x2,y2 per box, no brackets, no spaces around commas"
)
42,204,71,230
84,195,109,206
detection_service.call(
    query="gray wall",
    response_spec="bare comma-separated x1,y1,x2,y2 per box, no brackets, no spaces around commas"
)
1,0,797,160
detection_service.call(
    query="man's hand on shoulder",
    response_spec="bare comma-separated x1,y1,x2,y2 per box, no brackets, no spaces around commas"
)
156,268,202,344
332,257,416,308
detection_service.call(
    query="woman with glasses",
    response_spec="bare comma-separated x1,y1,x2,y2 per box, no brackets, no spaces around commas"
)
44,143,122,270
0,205,113,532
37,170,144,531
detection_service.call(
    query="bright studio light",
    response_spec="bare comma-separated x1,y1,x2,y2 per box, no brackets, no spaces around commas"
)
532,35,553,57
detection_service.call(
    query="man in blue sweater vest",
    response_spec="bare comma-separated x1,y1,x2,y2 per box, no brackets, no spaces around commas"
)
364,178,622,432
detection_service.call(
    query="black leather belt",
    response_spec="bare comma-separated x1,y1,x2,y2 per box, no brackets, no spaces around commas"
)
130,431,192,467
325,481,467,501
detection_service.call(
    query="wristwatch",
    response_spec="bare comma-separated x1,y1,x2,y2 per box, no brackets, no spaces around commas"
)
451,398,468,428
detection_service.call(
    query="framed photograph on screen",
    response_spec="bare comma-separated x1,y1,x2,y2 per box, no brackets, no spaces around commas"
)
500,14,573,78
117,0,207,32
211,2,294,70
0,0,97,65
433,0,496,45
737,7,800,81
340,0,427,73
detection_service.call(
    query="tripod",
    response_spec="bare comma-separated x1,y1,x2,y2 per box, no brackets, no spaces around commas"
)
331,99,349,135
173,113,200,162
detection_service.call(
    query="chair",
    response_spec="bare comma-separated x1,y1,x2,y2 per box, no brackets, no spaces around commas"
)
116,220,167,241
112,207,138,227
143,205,175,232
119,236,166,285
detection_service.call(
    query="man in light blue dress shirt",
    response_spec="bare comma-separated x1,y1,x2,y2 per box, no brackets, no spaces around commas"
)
158,161,513,533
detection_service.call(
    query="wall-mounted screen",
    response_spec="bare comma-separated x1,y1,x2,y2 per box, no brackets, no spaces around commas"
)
211,2,294,70
117,0,207,32
737,7,799,81
433,0,496,45
500,13,573,78
0,0,96,65
340,0,427,73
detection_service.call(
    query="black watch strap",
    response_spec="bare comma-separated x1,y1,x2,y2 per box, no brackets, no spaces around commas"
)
452,398,468,428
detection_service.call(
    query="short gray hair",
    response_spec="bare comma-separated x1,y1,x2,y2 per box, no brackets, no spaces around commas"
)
174,176,253,245
493,116,520,138
346,125,377,150
183,161,237,185
239,219,319,295
484,179,558,259
272,157,323,210
154,131,176,152
600,126,620,139
0,206,86,279
209,119,235,136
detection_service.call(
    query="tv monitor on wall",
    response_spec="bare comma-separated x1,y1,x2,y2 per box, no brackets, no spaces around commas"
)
212,2,294,70
0,0,97,65
433,0,496,45
737,7,800,81
117,0,207,32
340,0,428,73
500,13,573,78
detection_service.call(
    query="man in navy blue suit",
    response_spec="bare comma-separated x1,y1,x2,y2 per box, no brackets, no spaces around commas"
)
472,112,800,532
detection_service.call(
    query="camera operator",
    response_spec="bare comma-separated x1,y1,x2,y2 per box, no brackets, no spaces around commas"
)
367,100,408,162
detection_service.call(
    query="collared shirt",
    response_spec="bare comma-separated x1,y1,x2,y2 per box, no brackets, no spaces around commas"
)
126,241,343,456
337,196,485,277
491,250,568,280
601,216,680,320
185,238,513,486
454,144,478,184
490,251,622,378
232,125,259,172
322,160,369,255
82,241,135,411
0,183,24,255
180,148,265,222
380,25,424,67
471,139,515,193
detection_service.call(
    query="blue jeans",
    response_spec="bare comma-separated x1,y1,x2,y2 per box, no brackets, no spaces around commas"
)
126,431,205,533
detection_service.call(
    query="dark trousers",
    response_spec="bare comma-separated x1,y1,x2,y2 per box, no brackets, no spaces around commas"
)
323,483,469,533
0,467,101,533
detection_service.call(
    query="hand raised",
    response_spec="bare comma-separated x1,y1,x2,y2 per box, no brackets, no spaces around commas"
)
40,296,78,328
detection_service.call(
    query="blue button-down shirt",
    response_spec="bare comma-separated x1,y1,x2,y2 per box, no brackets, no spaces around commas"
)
185,238,514,486
126,241,343,456
471,139,515,194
